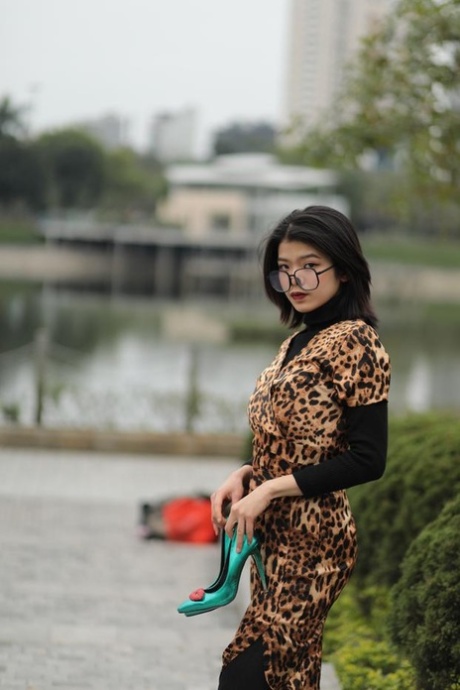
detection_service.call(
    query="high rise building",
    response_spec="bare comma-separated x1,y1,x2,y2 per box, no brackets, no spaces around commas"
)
283,0,392,135
77,114,130,150
149,107,197,163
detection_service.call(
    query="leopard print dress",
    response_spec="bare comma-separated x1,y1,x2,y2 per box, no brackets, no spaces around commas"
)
222,319,391,690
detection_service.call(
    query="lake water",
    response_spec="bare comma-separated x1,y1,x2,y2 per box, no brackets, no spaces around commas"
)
1,282,459,432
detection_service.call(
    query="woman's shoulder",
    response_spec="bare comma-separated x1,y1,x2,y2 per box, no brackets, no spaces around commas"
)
327,318,382,343
329,320,391,404
321,320,389,363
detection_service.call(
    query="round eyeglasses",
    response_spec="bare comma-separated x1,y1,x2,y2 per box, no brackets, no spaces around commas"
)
268,265,335,293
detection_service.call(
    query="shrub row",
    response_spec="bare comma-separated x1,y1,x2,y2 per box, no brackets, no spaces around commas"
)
323,584,415,690
389,493,460,690
349,412,460,588
344,412,460,688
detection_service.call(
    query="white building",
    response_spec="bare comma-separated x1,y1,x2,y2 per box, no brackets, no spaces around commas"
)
149,108,197,162
284,0,392,134
77,114,130,150
158,153,348,239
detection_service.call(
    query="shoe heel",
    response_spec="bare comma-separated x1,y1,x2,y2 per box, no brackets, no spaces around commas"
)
251,548,267,590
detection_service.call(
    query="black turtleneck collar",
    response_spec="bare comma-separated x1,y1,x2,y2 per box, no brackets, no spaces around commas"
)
283,291,344,366
302,290,343,329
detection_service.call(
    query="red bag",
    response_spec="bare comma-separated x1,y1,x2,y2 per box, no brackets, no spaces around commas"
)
162,496,217,544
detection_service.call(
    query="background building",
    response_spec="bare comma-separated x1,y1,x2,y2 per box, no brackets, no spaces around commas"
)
158,153,347,238
283,0,392,134
149,107,197,163
77,114,130,150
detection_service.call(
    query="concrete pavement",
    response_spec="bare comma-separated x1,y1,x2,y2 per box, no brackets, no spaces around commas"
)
0,448,340,690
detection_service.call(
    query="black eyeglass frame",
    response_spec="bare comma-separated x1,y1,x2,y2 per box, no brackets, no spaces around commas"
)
268,265,335,293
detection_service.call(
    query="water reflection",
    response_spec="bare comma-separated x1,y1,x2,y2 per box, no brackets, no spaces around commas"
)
0,282,459,431
405,355,432,413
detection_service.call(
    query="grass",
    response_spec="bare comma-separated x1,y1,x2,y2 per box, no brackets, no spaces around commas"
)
0,218,43,244
361,234,460,269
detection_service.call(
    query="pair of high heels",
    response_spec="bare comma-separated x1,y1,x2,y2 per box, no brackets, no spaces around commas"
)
177,529,267,616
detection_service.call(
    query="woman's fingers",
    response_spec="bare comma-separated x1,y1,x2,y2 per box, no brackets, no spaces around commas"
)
235,521,245,553
210,473,247,535
225,506,255,552
245,518,254,545
210,491,227,533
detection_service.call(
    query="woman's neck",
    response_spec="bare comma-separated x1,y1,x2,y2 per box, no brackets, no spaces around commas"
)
302,292,342,329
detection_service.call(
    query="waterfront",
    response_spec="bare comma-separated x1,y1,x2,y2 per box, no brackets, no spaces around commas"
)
1,281,459,432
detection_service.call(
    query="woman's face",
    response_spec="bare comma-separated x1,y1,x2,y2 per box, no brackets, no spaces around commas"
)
277,239,343,314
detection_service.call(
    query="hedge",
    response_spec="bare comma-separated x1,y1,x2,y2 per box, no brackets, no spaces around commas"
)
348,412,460,588
323,584,415,690
327,412,460,688
389,494,460,690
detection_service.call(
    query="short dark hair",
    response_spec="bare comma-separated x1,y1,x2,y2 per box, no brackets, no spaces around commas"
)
261,205,378,328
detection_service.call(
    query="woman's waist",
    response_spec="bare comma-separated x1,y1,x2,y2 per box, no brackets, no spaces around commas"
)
255,491,356,563
252,433,346,476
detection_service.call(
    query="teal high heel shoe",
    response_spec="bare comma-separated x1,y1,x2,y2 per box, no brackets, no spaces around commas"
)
177,530,267,617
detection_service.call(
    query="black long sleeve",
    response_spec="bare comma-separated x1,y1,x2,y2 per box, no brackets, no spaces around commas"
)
292,400,388,498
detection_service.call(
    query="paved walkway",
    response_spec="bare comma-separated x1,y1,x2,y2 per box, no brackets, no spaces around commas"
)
0,448,341,690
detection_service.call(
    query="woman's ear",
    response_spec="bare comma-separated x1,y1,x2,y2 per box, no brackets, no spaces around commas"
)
339,274,349,283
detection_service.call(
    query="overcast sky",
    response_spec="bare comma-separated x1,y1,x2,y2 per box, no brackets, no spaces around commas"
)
1,0,288,150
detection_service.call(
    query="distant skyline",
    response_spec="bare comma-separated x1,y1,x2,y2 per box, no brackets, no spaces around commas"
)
1,0,288,151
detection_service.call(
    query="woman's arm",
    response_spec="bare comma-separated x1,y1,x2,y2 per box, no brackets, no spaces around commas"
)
222,402,387,550
293,401,388,497
223,473,302,550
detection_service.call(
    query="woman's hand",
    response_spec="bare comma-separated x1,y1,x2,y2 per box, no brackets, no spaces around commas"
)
225,474,303,551
210,465,252,535
224,483,273,552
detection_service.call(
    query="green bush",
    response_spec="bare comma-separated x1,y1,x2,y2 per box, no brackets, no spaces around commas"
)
389,494,460,690
333,639,415,690
324,585,415,690
348,413,460,588
322,413,460,688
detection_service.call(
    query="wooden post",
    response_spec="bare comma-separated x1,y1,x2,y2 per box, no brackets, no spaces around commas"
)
34,327,48,426
185,344,200,433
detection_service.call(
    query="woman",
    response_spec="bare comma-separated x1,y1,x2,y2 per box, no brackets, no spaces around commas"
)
212,206,391,690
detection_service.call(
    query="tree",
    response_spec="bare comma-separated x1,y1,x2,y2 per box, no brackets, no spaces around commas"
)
0,96,27,141
37,129,107,209
281,0,460,230
213,121,276,156
0,138,47,210
101,148,167,219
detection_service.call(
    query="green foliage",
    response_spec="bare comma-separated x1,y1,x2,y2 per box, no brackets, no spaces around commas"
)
333,639,415,690
337,168,460,237
0,95,168,217
281,0,460,233
229,319,286,344
0,96,27,140
0,401,21,423
213,122,276,156
0,218,43,244
324,585,416,689
37,129,107,209
389,494,460,690
0,138,48,210
100,148,167,219
349,412,460,587
323,412,460,689
361,233,460,269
